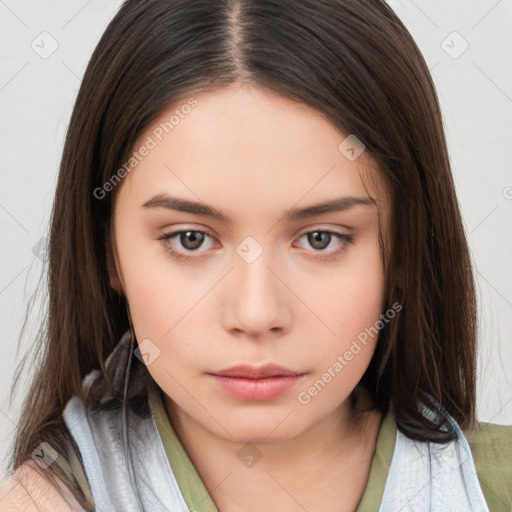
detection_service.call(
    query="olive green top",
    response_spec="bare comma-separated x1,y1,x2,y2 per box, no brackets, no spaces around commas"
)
150,387,512,511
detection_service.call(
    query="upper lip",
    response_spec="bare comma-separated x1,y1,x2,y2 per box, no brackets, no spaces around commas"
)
210,364,305,379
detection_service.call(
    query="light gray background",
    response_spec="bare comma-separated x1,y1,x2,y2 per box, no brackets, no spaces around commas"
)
1,0,511,478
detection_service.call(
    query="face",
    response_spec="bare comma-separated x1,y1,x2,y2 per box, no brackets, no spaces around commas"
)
108,83,390,444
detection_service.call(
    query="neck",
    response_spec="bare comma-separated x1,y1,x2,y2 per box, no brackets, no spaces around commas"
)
164,389,383,512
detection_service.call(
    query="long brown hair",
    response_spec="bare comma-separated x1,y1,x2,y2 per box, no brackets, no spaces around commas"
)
8,0,478,509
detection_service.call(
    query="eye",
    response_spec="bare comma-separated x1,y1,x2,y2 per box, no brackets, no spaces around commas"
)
157,229,217,261
294,230,354,260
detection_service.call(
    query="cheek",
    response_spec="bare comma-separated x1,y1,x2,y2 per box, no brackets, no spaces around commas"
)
115,222,209,337
297,239,385,386
304,238,385,339
296,265,384,410
116,231,222,400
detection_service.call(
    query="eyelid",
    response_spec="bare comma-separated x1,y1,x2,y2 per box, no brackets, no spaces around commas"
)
295,223,354,236
157,223,216,236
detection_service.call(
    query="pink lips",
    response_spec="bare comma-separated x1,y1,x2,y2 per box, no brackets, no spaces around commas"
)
208,364,306,401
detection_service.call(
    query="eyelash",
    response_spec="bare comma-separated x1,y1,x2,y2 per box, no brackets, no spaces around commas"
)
156,228,355,262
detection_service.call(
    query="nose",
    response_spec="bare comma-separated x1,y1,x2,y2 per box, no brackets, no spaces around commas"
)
222,245,292,339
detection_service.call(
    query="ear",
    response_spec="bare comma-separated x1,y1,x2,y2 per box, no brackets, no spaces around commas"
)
106,227,124,295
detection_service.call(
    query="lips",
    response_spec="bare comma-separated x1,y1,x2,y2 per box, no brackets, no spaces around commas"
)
207,364,306,401
210,363,304,379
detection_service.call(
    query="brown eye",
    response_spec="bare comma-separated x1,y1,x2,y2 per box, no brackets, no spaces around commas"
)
295,230,354,260
178,230,205,250
307,231,331,250
157,229,217,261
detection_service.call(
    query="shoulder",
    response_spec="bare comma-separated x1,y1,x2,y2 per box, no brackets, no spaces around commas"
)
464,420,512,509
0,461,86,512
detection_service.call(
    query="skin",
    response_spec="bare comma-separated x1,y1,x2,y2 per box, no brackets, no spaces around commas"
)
107,83,390,511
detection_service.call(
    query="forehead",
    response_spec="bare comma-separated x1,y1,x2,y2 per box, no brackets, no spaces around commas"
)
114,84,389,226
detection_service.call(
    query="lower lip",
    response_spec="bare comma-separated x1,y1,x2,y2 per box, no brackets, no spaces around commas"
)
209,374,305,401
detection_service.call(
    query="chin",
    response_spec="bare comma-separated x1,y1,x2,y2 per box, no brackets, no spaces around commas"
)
209,407,307,445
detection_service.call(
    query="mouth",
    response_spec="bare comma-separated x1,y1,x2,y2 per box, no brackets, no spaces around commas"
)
207,364,306,401
210,363,304,379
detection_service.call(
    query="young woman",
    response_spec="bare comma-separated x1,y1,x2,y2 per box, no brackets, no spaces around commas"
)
1,0,511,511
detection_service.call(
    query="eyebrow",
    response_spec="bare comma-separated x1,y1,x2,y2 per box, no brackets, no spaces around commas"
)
141,193,375,224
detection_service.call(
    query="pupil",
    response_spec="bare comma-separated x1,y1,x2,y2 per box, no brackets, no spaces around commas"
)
309,231,329,249
182,231,203,250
